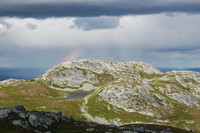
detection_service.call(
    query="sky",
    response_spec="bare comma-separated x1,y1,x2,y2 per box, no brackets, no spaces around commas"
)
0,0,200,69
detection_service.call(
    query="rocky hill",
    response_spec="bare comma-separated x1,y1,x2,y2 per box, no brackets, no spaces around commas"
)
38,59,160,91
0,59,200,132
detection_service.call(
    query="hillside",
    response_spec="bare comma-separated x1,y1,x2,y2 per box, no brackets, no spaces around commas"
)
0,105,193,133
0,59,200,132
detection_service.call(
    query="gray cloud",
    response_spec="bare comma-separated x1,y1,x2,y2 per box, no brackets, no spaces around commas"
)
149,45,200,53
0,42,200,68
0,0,200,18
26,23,37,30
0,13,200,68
71,16,119,30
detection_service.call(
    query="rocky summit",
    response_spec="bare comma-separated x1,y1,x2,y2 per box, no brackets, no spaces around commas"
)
0,105,193,133
0,59,200,132
39,59,161,91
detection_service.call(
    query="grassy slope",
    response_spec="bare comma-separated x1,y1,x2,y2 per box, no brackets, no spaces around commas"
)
87,93,154,123
85,72,200,132
0,71,200,132
87,92,200,132
0,80,86,121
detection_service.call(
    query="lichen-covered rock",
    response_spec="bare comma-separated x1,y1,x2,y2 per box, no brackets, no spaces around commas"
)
0,108,11,118
28,113,54,127
46,112,63,119
39,59,161,91
170,92,199,106
69,115,76,121
159,71,200,99
86,128,95,131
99,78,171,117
29,114,40,127
0,79,22,87
12,120,28,128
19,112,26,119
151,71,200,107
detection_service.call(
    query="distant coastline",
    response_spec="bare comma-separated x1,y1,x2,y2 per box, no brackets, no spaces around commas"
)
157,67,200,73
0,67,46,81
0,67,200,81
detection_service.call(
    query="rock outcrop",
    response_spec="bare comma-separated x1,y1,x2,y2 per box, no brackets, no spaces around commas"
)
39,59,161,91
0,105,193,133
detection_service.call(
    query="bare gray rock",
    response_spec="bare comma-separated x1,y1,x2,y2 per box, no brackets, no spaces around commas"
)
0,108,11,118
29,114,39,127
86,128,95,131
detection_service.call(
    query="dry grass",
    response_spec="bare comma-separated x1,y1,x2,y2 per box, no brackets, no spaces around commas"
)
0,80,86,121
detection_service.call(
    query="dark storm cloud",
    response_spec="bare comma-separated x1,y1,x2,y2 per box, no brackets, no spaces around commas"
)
71,16,119,30
0,0,200,18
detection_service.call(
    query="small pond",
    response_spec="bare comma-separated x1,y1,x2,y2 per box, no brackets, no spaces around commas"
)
58,92,91,100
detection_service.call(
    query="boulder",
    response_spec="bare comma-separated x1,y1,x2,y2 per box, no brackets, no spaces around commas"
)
69,115,76,121
11,105,26,113
28,113,54,128
12,120,28,128
0,108,11,118
42,116,53,126
109,124,117,128
61,116,67,121
55,112,62,118
161,131,172,133
47,112,63,119
29,114,39,127
86,128,95,131
12,120,23,126
19,113,26,119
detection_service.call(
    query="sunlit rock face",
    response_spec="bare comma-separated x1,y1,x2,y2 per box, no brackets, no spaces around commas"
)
39,59,161,91
35,59,200,118
99,78,173,117
155,71,200,105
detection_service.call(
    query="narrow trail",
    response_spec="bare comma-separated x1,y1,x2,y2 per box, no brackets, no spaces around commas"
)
81,94,110,124
80,83,118,125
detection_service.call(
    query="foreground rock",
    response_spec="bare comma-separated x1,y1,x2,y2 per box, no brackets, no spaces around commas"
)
0,105,193,133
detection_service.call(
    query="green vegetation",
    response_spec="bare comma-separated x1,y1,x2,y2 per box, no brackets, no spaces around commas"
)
87,93,154,123
139,72,164,79
0,81,86,120
150,83,200,130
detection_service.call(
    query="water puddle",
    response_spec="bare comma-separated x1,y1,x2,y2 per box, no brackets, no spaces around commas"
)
58,92,91,100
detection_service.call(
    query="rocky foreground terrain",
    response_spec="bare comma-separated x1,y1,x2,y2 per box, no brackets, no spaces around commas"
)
0,105,193,133
0,59,200,132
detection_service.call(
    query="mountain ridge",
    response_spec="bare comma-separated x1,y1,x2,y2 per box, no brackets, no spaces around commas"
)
38,59,161,91
0,59,200,132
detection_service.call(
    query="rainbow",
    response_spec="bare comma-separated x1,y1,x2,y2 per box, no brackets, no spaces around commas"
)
59,49,86,64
